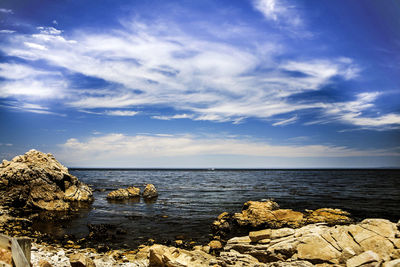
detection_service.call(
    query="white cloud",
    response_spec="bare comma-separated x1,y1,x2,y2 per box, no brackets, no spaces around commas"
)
0,63,66,99
252,0,303,27
0,100,64,116
0,8,13,14
57,133,400,166
0,30,15,34
24,42,47,50
324,92,400,127
1,22,396,128
272,115,298,126
104,110,138,116
152,114,194,120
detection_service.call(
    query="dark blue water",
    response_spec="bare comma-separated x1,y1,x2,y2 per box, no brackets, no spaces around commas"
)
36,169,400,247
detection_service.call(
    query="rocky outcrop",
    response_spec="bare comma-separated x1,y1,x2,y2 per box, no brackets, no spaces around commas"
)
218,218,400,266
148,244,217,267
143,184,158,199
106,186,140,200
0,150,93,211
213,200,352,237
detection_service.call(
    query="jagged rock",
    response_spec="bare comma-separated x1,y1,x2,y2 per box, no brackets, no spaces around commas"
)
69,253,96,267
208,240,223,250
148,244,216,267
232,201,351,229
214,200,353,237
346,250,380,267
143,184,158,199
221,219,400,266
306,208,352,225
218,249,267,266
0,150,93,211
106,186,140,200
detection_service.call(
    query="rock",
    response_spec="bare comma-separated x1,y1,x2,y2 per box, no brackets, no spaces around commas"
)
0,150,93,211
297,233,341,263
69,253,96,267
106,186,140,200
38,260,53,267
230,200,352,230
306,208,353,225
250,229,272,242
383,259,400,267
346,250,380,267
208,240,222,250
0,247,12,266
218,249,267,266
221,219,400,266
149,244,216,267
143,184,158,199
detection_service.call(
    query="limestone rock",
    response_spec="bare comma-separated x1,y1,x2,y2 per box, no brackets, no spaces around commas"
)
143,184,158,199
222,219,400,266
0,150,93,211
69,253,96,267
346,250,380,267
383,259,400,267
218,249,267,266
149,244,216,267
106,186,140,200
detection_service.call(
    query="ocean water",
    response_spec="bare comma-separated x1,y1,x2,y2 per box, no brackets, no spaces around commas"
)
33,169,400,247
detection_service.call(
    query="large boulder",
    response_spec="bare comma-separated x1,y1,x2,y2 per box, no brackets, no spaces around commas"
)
0,149,93,211
106,186,140,200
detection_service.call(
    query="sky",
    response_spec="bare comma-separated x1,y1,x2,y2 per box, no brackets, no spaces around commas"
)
0,0,399,168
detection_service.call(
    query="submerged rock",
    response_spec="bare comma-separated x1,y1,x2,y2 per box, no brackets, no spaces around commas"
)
106,186,140,200
143,184,158,199
0,149,93,211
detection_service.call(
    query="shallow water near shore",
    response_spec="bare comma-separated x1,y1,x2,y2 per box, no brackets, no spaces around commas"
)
32,169,400,248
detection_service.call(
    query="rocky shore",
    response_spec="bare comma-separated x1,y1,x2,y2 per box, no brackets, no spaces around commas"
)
27,217,400,266
0,150,399,266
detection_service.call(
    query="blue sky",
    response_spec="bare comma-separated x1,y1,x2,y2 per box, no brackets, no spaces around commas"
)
0,0,399,168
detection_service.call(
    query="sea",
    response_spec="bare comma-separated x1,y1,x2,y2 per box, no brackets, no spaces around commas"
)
32,169,400,248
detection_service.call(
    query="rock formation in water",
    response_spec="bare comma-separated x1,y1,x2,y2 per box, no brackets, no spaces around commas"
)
143,184,158,199
106,186,140,200
0,149,93,211
213,200,353,237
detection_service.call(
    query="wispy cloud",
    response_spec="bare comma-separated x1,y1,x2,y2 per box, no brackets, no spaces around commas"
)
272,115,298,126
104,110,138,116
0,8,13,14
0,30,15,34
0,100,64,116
0,22,397,129
324,92,400,128
252,0,303,27
152,114,194,120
